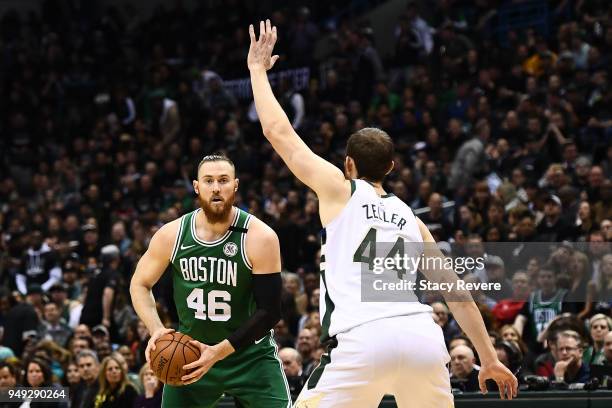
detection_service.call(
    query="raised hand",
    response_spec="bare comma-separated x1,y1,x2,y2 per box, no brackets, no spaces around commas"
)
247,19,279,71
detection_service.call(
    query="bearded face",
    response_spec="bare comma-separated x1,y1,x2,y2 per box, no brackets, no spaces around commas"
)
194,160,238,224
200,187,236,223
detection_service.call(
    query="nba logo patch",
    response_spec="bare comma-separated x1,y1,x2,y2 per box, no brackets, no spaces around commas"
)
223,242,238,257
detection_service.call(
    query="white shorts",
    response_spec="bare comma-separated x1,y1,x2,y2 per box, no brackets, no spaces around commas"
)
295,313,454,408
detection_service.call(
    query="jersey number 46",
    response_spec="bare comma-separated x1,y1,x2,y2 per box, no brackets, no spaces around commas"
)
186,288,231,321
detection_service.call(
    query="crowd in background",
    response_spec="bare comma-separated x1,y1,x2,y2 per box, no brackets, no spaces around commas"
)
1,0,612,405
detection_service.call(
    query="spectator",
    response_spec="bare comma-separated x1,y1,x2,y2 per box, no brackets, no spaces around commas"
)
41,299,73,348
552,330,590,384
69,337,95,358
563,251,594,318
283,273,307,317
573,200,596,240
600,332,612,366
296,329,317,377
419,193,453,241
80,246,119,329
273,319,295,349
110,222,132,256
449,345,480,392
492,272,530,326
431,302,461,345
151,94,181,146
483,255,513,302
595,254,612,309
73,350,101,408
279,347,305,401
92,325,115,350
64,361,81,402
15,230,62,295
494,340,524,378
133,362,162,408
514,269,571,353
24,357,67,407
278,78,305,130
447,117,488,191
110,350,140,391
352,27,385,107
0,361,19,390
80,225,102,260
499,325,530,362
2,291,39,357
60,254,83,302
94,355,138,407
24,358,52,388
583,314,612,366
536,195,573,241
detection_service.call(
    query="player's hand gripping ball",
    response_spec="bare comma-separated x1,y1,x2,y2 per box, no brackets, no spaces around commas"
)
149,332,201,386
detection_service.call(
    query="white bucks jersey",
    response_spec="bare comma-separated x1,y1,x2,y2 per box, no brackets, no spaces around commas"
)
319,179,432,341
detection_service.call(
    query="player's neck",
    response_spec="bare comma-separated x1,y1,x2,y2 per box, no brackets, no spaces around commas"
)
360,178,386,197
197,207,236,240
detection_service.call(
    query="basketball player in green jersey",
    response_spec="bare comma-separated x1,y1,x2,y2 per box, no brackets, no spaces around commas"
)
130,155,291,407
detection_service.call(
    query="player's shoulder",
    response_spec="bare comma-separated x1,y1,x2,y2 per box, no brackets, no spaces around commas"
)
153,214,186,245
245,214,279,245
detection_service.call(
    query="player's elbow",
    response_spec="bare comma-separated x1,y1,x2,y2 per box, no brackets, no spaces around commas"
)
260,305,281,330
129,275,151,296
268,306,282,327
262,120,291,140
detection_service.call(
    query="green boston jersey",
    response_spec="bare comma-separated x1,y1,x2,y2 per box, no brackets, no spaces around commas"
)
170,207,255,344
528,288,567,338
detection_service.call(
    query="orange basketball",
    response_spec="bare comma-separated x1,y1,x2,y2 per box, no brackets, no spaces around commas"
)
150,332,201,386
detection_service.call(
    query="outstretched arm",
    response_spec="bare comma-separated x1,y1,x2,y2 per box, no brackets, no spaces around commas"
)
248,20,346,200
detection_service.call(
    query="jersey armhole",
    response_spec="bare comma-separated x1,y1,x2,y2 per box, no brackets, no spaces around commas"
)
322,179,359,229
170,215,186,263
241,214,253,270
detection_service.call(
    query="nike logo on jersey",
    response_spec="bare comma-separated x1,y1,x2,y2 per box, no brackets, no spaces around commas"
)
254,336,266,344
181,244,196,250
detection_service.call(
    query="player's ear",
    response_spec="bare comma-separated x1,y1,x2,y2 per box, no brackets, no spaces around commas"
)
385,160,395,175
234,178,239,192
192,180,199,195
344,156,354,174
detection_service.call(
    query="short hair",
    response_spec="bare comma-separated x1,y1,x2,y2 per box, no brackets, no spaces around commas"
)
556,330,583,347
72,336,94,350
76,349,99,365
197,154,235,175
346,128,394,182
589,314,612,331
449,335,473,351
280,347,302,365
538,268,555,277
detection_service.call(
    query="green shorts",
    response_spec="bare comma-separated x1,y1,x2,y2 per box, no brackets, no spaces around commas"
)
161,334,291,408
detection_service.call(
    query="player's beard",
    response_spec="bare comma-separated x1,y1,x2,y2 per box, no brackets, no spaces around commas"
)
200,190,235,224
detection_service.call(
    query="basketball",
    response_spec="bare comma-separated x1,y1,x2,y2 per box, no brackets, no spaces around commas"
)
150,332,201,386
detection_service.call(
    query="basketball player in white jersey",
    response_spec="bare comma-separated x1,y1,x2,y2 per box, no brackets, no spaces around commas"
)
248,20,518,407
